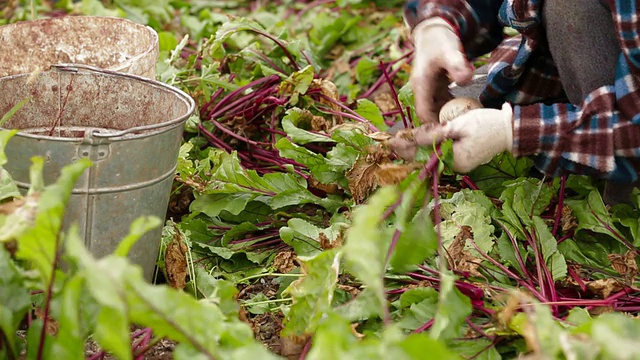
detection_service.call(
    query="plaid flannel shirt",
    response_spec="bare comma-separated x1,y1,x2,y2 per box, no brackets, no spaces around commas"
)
405,0,640,182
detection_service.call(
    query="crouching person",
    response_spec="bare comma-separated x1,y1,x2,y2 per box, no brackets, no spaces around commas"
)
390,0,640,206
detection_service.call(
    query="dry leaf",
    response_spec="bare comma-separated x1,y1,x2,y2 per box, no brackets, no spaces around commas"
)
367,131,392,142
560,205,578,233
337,283,360,297
324,56,350,81
608,250,638,284
373,91,397,113
273,251,298,273
319,232,343,250
311,115,329,132
586,278,624,299
518,295,545,356
308,177,341,195
445,226,482,277
350,323,365,339
447,226,470,268
165,231,189,290
34,307,59,336
374,163,419,186
280,335,310,360
0,198,25,215
3,239,17,256
497,292,523,330
589,306,615,315
457,252,483,278
346,156,380,204
404,280,434,290
329,122,369,134
312,78,342,124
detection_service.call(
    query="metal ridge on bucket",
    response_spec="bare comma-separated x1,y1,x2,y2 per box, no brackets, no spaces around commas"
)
0,64,195,140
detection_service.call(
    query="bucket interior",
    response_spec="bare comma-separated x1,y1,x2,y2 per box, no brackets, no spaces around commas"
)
0,16,157,77
0,67,192,138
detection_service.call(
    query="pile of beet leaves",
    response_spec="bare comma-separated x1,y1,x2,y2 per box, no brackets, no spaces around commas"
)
2,1,640,359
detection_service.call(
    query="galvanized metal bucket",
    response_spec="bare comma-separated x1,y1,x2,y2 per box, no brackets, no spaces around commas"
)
0,16,159,78
0,64,195,281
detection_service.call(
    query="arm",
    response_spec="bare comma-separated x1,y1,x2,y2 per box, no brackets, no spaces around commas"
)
513,0,640,183
404,0,505,59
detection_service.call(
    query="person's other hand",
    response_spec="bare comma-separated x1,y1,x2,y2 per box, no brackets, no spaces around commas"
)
388,104,514,173
411,17,474,124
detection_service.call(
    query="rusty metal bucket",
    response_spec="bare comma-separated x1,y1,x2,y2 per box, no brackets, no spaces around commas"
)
0,16,158,78
0,64,195,281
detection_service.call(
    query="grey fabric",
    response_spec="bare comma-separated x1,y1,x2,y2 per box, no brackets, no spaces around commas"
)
543,0,638,205
542,0,619,106
449,64,489,100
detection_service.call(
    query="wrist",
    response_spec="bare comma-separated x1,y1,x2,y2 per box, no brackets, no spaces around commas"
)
413,17,459,41
500,103,514,152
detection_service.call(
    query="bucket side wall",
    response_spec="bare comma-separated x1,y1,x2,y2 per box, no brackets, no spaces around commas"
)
0,16,158,78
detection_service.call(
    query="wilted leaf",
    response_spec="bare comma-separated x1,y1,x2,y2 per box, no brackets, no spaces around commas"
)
507,293,564,358
375,163,419,186
367,131,392,142
586,278,624,299
34,307,58,336
165,230,189,290
608,250,638,284
446,226,482,277
280,334,309,360
436,189,497,257
373,91,397,113
346,156,380,204
273,251,298,273
319,232,343,250
561,205,578,233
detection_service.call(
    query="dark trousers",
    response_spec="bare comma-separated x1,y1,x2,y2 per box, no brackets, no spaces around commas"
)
543,0,637,205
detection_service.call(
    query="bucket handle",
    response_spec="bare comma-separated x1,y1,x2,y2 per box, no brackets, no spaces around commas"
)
51,64,196,138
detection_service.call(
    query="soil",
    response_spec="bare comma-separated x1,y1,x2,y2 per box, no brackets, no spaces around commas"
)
237,277,287,356
83,335,177,360
14,275,291,359
78,278,287,359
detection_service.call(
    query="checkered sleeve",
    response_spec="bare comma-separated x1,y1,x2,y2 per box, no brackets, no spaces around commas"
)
404,0,505,58
512,1,640,182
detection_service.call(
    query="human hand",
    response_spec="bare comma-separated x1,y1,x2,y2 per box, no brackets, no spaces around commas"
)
388,103,514,173
411,17,474,124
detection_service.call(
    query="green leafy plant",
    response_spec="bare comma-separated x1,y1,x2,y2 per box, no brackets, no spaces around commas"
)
2,1,640,359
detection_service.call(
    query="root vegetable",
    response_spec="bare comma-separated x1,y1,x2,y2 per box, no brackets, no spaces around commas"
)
438,97,482,123
386,97,483,161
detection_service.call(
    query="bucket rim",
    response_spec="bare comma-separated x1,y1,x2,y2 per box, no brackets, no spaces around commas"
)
0,63,196,140
0,15,159,75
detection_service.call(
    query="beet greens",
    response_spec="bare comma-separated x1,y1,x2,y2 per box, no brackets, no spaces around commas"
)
2,1,640,359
